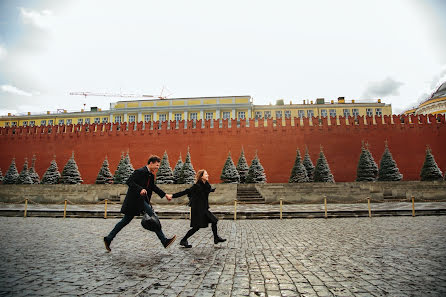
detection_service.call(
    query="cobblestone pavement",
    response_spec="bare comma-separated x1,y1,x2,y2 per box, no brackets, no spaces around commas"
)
1,216,445,297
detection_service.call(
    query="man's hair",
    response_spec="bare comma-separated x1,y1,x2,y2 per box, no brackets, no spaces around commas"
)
147,155,161,164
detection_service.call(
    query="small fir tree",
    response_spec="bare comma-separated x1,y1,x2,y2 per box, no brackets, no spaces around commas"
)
156,151,174,184
113,153,126,184
29,155,40,184
289,148,309,183
220,152,240,183
236,148,250,183
173,154,184,184
246,153,267,183
16,158,33,184
3,158,19,184
365,143,378,178
303,147,315,182
96,156,114,184
122,152,135,183
356,145,376,181
178,148,196,184
60,152,83,184
313,147,335,183
41,157,61,184
420,147,443,181
378,143,403,181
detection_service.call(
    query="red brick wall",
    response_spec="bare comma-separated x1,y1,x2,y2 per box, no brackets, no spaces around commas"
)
1,114,445,184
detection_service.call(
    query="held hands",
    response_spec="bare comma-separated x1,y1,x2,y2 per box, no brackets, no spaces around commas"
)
140,189,147,196
165,194,173,201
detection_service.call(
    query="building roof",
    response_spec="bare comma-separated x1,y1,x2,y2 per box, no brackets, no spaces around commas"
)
431,82,446,99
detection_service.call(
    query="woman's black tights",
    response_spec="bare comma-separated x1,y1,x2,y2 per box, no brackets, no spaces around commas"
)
182,223,218,241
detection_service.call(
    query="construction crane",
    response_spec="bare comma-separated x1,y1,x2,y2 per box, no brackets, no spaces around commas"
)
69,92,155,99
69,92,156,111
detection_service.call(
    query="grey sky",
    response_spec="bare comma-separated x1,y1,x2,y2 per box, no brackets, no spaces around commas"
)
0,0,445,115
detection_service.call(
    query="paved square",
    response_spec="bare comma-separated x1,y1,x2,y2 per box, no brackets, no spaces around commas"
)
1,216,445,296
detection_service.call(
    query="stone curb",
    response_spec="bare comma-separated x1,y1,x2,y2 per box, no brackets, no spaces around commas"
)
1,208,445,219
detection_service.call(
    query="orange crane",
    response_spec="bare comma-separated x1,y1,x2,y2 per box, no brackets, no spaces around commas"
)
69,92,154,99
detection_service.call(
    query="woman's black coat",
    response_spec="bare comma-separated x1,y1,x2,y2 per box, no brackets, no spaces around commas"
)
172,181,217,228
121,166,166,216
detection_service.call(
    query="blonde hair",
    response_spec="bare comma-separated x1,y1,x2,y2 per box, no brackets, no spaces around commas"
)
195,169,207,183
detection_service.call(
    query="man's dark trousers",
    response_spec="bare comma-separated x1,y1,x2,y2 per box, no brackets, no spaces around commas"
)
105,201,167,243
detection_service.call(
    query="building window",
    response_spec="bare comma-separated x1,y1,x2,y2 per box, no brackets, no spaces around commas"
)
114,116,121,123
40,120,46,126
5,122,10,127
85,118,90,124
102,117,108,124
144,114,151,122
284,110,291,118
23,121,28,127
190,113,198,120
30,121,35,127
238,111,246,119
321,109,327,117
343,109,350,117
93,118,99,124
48,120,53,126
298,110,305,118
307,110,314,118
375,108,382,116
159,114,167,122
366,108,373,117
58,119,64,125
12,122,17,127
77,119,83,125
264,111,271,119
352,109,359,117
66,119,72,125
255,111,262,119
222,112,230,120
329,109,336,117
275,111,283,118
128,115,135,123
205,112,213,120
174,113,182,121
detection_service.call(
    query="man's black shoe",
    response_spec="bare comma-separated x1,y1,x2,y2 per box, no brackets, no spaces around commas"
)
214,236,226,244
163,235,176,248
103,237,111,252
180,239,192,248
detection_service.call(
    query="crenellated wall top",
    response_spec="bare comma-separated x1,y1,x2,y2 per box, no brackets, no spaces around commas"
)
0,114,445,136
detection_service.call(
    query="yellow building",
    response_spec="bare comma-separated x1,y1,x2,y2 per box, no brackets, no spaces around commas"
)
253,97,390,120
0,95,391,127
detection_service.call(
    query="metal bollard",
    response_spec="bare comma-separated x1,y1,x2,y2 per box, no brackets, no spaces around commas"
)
367,197,371,218
234,200,237,221
24,199,28,218
63,199,68,218
280,198,283,220
412,196,415,217
104,199,108,219
324,196,327,219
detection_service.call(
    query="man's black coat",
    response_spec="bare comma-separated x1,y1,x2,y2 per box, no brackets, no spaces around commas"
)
121,166,166,216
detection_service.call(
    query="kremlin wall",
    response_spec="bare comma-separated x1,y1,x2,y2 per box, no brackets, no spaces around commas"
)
1,114,445,184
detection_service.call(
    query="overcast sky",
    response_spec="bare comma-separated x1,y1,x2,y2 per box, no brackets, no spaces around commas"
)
1,0,445,116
